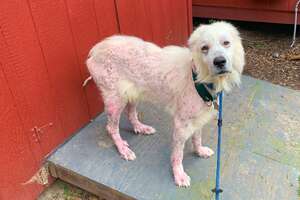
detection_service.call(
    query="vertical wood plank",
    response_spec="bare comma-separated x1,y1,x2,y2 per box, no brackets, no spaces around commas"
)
116,0,190,46
116,0,153,41
27,0,91,137
169,0,189,45
144,0,173,46
0,0,66,161
94,0,120,37
65,0,119,118
187,0,193,35
0,66,41,199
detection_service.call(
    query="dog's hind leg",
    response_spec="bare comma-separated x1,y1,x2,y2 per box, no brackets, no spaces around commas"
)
192,130,214,158
126,102,156,135
105,97,136,160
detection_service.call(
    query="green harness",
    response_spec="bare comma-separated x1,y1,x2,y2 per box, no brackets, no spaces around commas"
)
192,72,217,102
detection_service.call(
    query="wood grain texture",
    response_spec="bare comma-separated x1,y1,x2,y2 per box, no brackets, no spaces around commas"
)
27,0,91,138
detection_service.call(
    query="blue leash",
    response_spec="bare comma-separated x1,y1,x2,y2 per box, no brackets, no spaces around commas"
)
212,91,224,200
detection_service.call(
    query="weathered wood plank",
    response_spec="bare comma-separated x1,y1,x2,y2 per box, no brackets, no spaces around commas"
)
48,162,134,200
48,76,300,200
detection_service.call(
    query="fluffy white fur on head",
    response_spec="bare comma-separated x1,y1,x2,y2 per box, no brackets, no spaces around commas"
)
188,21,245,92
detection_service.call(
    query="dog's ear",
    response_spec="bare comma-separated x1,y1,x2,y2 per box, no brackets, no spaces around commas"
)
232,33,245,75
228,24,245,89
188,24,205,51
188,25,210,82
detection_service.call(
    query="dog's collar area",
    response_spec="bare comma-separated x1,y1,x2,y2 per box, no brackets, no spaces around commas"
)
192,71,217,103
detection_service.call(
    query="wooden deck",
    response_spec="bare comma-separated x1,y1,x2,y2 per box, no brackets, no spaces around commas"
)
48,76,300,200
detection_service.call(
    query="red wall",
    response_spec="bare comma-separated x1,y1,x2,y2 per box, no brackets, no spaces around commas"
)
193,0,300,24
0,0,191,199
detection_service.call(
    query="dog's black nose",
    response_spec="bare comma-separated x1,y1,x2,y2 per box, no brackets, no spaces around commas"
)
213,56,226,69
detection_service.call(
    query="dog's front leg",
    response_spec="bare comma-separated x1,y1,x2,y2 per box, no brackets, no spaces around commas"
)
192,130,214,158
171,119,191,187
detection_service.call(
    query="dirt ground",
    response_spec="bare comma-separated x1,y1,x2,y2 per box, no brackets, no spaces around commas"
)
38,180,99,200
238,22,300,90
38,20,300,200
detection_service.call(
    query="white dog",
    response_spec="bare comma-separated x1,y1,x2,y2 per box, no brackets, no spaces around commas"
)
86,22,245,187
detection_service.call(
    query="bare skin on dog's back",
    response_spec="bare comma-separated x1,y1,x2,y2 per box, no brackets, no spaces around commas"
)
87,36,192,108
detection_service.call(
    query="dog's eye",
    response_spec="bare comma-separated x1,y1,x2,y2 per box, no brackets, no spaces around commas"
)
201,45,209,53
223,41,230,46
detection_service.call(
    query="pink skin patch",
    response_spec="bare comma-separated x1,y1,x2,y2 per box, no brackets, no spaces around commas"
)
107,125,136,161
172,152,190,187
106,103,119,116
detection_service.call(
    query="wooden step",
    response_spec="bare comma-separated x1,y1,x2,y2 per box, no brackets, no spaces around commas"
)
47,76,300,200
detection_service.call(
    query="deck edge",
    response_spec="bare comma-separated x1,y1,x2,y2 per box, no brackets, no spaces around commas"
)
47,161,135,200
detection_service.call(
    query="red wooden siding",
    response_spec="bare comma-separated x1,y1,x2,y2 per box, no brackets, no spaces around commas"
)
193,0,300,24
0,0,191,199
0,67,42,200
116,0,191,46
27,0,91,138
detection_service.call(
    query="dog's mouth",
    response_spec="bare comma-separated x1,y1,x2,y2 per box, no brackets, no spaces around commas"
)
216,70,231,76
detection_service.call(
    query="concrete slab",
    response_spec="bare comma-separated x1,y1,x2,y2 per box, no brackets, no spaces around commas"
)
48,76,300,200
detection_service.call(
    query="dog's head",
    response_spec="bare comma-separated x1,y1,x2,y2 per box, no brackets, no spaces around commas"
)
188,21,245,92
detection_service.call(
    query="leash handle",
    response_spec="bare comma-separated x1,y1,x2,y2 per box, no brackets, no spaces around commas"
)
213,91,223,200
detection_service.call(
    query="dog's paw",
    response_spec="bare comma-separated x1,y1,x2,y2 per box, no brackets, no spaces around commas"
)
116,141,136,161
195,146,214,158
174,171,191,187
134,123,156,135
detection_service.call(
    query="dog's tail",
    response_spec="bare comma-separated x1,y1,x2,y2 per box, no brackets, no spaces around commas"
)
82,76,92,87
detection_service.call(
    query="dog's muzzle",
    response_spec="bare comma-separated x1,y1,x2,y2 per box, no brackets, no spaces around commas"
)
213,56,231,75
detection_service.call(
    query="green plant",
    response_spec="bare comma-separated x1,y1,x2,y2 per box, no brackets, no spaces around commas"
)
63,183,72,200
